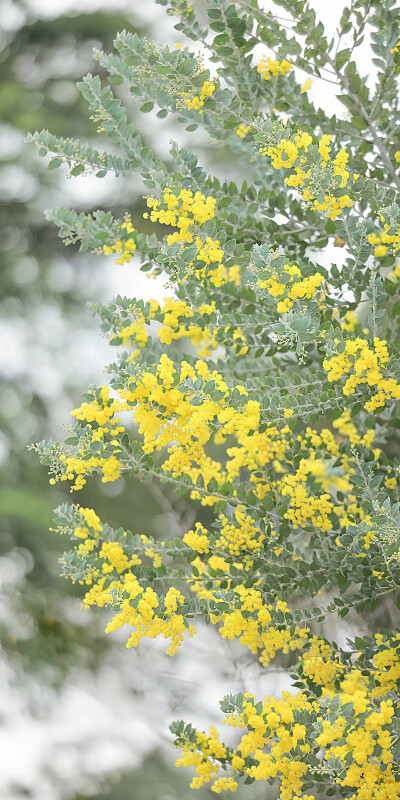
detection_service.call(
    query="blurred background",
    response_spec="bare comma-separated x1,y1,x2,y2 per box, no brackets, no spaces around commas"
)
0,1,375,798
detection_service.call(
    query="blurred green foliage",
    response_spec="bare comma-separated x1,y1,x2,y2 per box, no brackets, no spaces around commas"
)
72,750,268,800
0,0,154,679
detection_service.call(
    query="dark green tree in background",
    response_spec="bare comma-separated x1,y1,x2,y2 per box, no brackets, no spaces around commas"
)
0,0,146,679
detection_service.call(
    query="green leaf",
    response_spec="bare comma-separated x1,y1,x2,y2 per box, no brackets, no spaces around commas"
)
48,157,63,170
125,55,141,66
335,49,350,70
70,164,85,177
90,441,104,453
65,436,79,446
351,116,368,131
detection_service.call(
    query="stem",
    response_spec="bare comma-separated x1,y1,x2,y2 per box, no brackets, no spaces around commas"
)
237,0,400,189
323,52,400,189
235,0,339,83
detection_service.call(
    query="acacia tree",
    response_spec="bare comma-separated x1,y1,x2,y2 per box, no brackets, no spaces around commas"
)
30,0,400,797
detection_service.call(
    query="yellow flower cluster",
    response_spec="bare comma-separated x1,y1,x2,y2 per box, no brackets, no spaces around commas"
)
61,505,103,559
215,506,264,558
145,187,216,244
323,336,400,411
197,260,241,289
260,129,356,220
124,299,215,356
368,226,400,257
181,77,216,113
302,637,344,686
75,558,194,655
242,694,311,796
101,215,137,264
225,423,290,486
113,298,219,359
48,387,126,490
144,187,242,287
89,575,195,655
373,634,400,696
196,236,224,264
194,236,241,287
78,506,102,535
178,691,315,798
210,588,309,667
147,193,241,287
51,354,377,567
235,123,251,138
176,726,236,792
265,131,312,171
100,541,141,574
183,522,210,554
118,313,149,356
158,297,217,354
314,694,396,797
41,17,400,795
224,420,369,538
118,355,261,505
278,460,334,532
56,505,202,654
340,309,358,332
187,553,234,600
257,56,292,80
256,260,324,313
177,640,400,798
53,386,400,794
333,408,376,449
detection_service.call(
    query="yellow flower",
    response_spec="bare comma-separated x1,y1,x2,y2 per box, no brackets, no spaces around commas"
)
301,77,312,93
257,56,292,80
235,123,251,138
